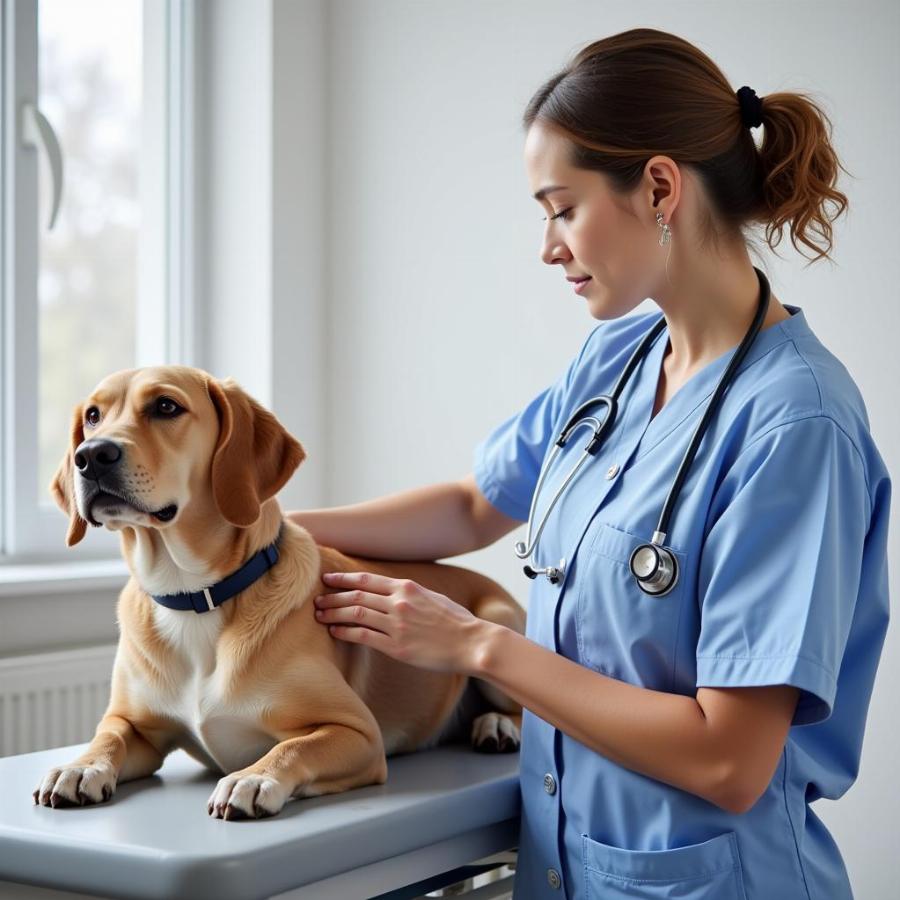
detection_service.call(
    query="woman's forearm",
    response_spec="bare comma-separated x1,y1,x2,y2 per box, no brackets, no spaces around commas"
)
471,623,738,812
286,480,480,560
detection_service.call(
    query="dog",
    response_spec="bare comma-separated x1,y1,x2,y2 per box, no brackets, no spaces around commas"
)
33,365,525,820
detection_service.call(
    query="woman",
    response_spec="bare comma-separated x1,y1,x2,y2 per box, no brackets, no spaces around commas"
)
288,28,890,900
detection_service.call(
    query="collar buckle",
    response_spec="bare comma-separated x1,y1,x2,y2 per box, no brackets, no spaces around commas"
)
189,588,216,614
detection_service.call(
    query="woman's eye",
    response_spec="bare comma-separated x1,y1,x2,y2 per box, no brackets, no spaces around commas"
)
542,208,573,222
155,397,183,417
85,406,101,427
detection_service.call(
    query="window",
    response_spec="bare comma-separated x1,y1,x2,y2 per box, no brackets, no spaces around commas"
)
0,0,196,561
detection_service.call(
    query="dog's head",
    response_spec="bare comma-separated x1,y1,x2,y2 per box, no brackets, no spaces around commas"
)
50,366,306,546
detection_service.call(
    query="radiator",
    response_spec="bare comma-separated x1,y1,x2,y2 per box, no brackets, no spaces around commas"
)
0,644,117,757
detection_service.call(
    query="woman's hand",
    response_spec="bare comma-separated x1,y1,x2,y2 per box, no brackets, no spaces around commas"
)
314,571,489,675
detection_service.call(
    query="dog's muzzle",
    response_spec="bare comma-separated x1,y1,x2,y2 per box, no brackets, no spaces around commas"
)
74,438,178,526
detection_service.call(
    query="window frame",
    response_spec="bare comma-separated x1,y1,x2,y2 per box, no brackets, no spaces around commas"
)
0,0,197,563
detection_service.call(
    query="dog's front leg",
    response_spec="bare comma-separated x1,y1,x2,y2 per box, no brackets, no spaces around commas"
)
208,721,387,820
33,712,170,808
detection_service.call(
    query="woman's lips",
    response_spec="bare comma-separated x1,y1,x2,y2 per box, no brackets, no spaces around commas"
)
572,277,592,295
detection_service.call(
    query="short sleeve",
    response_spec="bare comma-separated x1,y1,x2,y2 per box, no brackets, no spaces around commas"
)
695,416,872,727
472,325,601,522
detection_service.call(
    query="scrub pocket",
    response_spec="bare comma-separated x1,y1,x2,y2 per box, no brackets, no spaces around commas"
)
575,522,687,688
582,831,748,899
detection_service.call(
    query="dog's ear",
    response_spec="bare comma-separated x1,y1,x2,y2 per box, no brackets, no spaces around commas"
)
49,404,88,547
206,376,306,527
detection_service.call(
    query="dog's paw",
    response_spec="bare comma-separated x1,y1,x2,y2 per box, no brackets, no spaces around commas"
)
33,763,116,808
207,771,290,820
471,712,521,754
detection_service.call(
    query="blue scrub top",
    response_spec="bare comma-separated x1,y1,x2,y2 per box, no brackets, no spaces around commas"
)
473,305,891,900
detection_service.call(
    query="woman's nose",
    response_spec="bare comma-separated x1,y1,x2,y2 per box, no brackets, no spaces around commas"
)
540,233,572,267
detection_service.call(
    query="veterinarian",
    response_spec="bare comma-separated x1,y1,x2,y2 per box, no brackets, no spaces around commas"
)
289,28,890,900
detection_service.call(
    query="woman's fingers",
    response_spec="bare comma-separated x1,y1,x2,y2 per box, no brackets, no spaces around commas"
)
327,622,393,653
315,573,477,673
321,570,410,595
315,588,391,614
315,593,393,630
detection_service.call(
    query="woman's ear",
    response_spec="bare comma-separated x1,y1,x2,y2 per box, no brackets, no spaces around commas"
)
49,404,88,546
206,376,306,527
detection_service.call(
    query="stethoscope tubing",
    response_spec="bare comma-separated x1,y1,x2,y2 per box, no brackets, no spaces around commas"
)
517,416,607,560
516,318,665,561
656,269,770,538
515,266,771,590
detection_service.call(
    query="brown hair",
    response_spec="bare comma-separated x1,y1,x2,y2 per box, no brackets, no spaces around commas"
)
523,28,850,266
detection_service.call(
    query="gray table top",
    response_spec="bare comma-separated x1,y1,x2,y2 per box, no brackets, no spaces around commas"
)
0,742,521,900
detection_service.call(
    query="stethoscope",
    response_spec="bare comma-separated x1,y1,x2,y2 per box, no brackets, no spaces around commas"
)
514,266,771,596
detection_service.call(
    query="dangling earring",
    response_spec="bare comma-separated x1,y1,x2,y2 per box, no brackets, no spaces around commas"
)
656,210,671,246
656,209,674,289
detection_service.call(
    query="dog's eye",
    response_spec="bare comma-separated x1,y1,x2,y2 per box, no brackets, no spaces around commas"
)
85,406,101,427
154,397,184,418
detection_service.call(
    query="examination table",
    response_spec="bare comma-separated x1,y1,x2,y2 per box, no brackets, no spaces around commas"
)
0,741,520,899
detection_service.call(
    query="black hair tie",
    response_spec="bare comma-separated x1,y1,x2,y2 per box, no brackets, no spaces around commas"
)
736,85,764,129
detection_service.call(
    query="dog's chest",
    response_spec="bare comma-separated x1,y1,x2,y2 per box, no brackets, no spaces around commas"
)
145,606,278,774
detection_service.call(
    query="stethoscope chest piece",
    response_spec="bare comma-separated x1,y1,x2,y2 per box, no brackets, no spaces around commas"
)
629,542,679,597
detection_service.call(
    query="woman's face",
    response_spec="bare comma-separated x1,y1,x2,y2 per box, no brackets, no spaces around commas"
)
524,121,661,320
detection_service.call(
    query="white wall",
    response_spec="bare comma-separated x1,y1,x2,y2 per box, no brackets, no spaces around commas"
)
199,0,328,513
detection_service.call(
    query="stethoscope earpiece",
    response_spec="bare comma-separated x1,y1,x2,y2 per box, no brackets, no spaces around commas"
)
629,542,679,597
522,558,566,584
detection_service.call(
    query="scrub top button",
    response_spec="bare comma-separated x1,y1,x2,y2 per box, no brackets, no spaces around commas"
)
543,773,557,795
547,868,562,890
606,463,620,479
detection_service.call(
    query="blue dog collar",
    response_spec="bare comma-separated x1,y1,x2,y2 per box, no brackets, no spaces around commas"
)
150,526,283,614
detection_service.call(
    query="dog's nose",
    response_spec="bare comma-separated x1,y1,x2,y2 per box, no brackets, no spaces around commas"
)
74,439,123,480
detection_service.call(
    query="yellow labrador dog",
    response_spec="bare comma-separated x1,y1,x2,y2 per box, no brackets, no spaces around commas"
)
33,365,525,820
